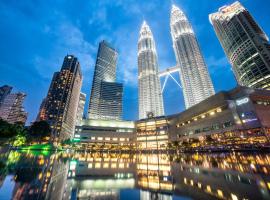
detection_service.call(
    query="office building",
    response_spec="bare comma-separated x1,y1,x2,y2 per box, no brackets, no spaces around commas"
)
0,92,27,124
43,55,82,141
99,81,123,120
88,40,122,120
138,21,164,119
210,1,270,89
0,85,12,106
170,5,215,109
75,92,86,125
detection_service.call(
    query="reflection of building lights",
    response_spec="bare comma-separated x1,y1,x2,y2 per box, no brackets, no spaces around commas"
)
198,182,202,188
184,178,187,184
231,193,238,200
210,111,215,115
217,189,223,197
206,185,211,192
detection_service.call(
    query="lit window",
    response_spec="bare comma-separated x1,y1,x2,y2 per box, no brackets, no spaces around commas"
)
95,163,101,168
120,138,125,141
113,138,118,141
105,137,110,141
103,163,109,168
97,137,103,141
88,163,92,168
91,137,95,140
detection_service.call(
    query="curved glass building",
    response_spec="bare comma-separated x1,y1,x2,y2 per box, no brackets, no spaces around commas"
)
170,5,215,109
138,21,164,119
210,1,270,90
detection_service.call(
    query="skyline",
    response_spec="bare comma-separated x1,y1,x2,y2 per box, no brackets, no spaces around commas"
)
1,0,270,124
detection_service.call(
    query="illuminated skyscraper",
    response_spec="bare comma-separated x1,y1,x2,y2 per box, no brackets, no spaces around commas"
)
210,1,270,89
43,55,82,141
88,40,122,120
170,5,215,109
138,21,164,119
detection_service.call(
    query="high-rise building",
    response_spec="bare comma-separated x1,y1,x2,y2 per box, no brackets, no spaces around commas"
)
138,21,164,119
99,81,123,120
0,92,27,124
43,55,82,141
88,40,123,120
75,92,86,125
209,1,270,90
36,98,47,121
0,85,12,106
170,5,215,109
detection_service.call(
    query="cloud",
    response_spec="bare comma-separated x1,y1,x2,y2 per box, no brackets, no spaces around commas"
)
205,56,231,74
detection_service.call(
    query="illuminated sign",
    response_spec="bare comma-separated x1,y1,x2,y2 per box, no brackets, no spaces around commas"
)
236,97,249,106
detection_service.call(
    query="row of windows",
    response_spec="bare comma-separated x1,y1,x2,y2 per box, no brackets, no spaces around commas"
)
176,107,224,128
178,121,234,137
81,136,129,142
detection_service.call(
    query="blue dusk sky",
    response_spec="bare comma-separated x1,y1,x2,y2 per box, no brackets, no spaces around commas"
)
0,0,270,124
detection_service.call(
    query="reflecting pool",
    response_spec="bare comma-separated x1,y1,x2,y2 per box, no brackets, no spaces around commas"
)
0,150,269,200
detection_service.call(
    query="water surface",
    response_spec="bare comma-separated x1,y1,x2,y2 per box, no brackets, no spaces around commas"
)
0,150,269,200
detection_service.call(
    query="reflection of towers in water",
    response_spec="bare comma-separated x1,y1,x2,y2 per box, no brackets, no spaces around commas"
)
136,154,173,199
140,190,172,200
11,153,68,200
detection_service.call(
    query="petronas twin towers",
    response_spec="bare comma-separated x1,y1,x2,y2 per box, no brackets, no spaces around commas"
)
138,4,215,119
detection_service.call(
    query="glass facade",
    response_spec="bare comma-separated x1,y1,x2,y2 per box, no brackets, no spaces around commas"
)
88,40,120,119
210,1,270,89
170,5,215,109
138,21,164,119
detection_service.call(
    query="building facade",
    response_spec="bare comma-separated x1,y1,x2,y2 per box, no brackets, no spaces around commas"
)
0,93,27,124
88,40,122,120
170,5,215,109
43,55,82,141
168,86,270,150
138,21,164,119
0,85,12,106
36,98,47,121
99,81,123,120
75,92,86,125
136,116,169,151
210,1,270,90
74,119,135,150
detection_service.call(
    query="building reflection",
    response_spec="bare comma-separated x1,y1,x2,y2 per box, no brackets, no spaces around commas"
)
0,151,270,200
63,152,136,200
171,153,270,200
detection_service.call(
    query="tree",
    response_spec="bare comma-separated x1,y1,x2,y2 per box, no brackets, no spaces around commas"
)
29,121,51,142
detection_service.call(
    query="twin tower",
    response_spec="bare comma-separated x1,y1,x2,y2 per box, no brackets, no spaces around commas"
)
138,4,215,119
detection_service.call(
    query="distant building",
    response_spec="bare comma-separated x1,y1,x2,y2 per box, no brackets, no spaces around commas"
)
36,98,47,121
170,5,215,109
43,55,82,141
210,1,270,90
75,92,86,125
88,40,123,120
138,21,164,119
0,85,12,106
99,81,123,120
0,92,27,124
